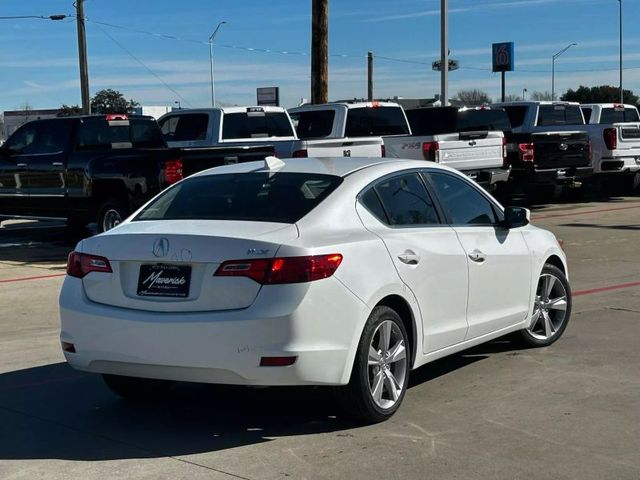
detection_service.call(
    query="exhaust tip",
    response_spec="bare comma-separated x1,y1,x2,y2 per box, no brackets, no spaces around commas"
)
62,342,76,353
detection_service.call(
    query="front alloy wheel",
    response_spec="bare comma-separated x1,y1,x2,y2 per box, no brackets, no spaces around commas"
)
520,264,572,347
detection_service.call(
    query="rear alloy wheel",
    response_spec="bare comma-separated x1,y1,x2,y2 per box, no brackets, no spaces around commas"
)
97,199,129,233
338,306,409,423
519,264,572,347
102,374,174,401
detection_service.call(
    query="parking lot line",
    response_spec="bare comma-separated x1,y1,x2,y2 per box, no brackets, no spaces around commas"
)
0,273,66,284
573,280,640,297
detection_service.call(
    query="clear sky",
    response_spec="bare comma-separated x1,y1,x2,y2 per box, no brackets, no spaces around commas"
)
0,0,636,112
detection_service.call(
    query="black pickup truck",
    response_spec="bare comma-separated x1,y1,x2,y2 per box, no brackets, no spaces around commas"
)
491,102,592,191
0,115,273,232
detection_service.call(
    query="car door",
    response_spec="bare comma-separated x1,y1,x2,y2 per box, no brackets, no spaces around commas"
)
356,171,469,354
22,120,72,214
0,122,39,214
425,171,532,339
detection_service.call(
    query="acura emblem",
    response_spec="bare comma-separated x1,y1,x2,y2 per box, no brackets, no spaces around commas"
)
559,143,569,151
152,238,170,257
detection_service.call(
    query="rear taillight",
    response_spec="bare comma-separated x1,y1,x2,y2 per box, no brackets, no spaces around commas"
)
215,254,343,285
381,144,386,157
603,128,617,150
502,136,507,158
422,141,439,162
292,149,308,158
164,159,183,184
67,252,112,278
518,143,535,163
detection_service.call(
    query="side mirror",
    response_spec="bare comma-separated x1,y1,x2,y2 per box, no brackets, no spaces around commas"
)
503,206,530,229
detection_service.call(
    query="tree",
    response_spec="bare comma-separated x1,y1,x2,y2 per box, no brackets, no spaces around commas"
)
455,89,491,105
57,104,82,117
90,89,139,114
561,85,639,105
531,91,553,101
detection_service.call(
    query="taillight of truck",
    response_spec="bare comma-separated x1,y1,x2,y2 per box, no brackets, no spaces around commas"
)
502,137,507,159
422,141,439,162
518,143,535,162
603,128,617,150
164,159,184,184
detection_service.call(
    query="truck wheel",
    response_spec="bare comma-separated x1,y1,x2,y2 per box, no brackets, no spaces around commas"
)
97,199,129,233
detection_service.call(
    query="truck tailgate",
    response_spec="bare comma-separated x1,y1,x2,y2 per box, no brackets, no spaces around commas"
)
301,137,384,158
618,123,640,148
532,131,590,168
179,145,274,177
438,135,504,171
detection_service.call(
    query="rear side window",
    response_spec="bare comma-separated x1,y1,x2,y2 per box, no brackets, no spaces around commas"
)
581,107,593,123
502,106,528,128
599,107,640,123
537,105,584,126
372,173,439,226
159,114,209,141
134,172,342,224
76,117,165,149
427,172,497,225
345,107,410,137
222,111,294,139
290,110,335,139
359,188,388,224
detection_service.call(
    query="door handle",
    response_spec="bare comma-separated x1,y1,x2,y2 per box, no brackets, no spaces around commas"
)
16,163,27,168
468,249,486,263
398,250,420,265
52,162,63,167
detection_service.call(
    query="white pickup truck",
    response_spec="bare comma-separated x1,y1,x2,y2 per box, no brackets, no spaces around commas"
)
580,104,640,184
289,102,509,188
158,106,383,160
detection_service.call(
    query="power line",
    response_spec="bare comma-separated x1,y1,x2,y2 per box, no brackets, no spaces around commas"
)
93,23,194,107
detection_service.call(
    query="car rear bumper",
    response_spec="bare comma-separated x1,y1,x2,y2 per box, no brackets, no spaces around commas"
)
594,155,640,174
59,276,368,386
509,165,593,185
465,166,511,186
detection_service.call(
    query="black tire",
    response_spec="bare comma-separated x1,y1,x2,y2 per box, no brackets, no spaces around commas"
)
336,306,410,423
518,263,572,347
102,374,174,400
96,198,129,233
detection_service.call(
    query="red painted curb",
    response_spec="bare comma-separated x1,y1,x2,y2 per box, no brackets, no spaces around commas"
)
0,273,66,284
573,281,640,297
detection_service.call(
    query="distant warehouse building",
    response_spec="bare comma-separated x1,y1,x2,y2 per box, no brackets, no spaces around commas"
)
1,108,59,142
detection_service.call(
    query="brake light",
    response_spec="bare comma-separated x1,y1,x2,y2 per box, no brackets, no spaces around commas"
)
603,128,617,150
381,144,386,157
215,254,343,284
164,159,183,184
518,143,535,162
292,149,308,158
105,114,128,121
67,252,112,278
422,141,439,162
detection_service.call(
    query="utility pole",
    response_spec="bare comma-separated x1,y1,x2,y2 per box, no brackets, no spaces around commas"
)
367,51,373,101
75,0,91,114
311,0,328,104
440,0,448,106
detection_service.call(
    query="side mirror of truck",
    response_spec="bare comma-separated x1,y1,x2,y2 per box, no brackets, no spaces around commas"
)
503,206,530,229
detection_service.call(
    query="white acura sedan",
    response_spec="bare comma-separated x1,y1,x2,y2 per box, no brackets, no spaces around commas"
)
60,157,571,422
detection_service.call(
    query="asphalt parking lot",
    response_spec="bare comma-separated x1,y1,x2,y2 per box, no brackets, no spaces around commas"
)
1,195,639,480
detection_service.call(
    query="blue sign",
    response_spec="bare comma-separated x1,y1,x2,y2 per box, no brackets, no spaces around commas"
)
492,42,514,72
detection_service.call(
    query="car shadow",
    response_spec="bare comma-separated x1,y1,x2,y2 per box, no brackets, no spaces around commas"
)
0,338,525,461
559,222,640,231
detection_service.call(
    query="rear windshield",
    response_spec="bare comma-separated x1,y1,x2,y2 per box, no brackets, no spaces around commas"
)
406,107,511,135
221,111,294,139
536,105,584,126
290,110,336,139
503,106,528,128
134,172,343,223
599,107,640,123
345,107,410,137
76,117,165,149
159,113,209,142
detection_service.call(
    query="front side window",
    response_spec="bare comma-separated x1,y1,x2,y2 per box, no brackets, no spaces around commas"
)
5,123,39,154
427,172,498,225
6,121,70,155
372,173,440,226
134,172,342,224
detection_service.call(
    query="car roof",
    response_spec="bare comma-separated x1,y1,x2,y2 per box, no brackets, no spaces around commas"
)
190,157,457,179
492,101,580,107
163,106,287,115
289,101,402,112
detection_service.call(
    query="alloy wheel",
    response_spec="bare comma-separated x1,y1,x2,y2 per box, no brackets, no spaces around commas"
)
102,209,122,231
367,320,407,409
527,273,569,341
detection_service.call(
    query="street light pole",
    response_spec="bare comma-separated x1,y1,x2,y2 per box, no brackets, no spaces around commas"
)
209,21,227,108
551,43,577,101
619,0,623,103
440,0,449,106
522,88,527,101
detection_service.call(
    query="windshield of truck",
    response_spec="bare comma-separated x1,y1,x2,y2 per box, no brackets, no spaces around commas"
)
76,117,165,150
134,172,343,223
345,106,410,137
159,113,209,141
536,105,584,126
221,110,295,139
599,107,640,123
289,110,335,139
